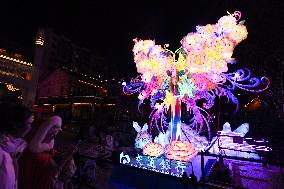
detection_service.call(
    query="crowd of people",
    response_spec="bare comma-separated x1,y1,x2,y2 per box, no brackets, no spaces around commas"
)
0,102,78,189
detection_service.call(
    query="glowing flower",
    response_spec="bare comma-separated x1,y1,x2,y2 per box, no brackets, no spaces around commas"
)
149,45,163,57
229,25,248,43
181,33,204,52
185,52,206,73
196,24,216,38
205,44,222,61
218,15,237,33
133,39,155,55
204,24,215,35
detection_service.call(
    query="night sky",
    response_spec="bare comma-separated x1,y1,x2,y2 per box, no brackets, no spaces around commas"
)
0,0,283,78
0,0,283,141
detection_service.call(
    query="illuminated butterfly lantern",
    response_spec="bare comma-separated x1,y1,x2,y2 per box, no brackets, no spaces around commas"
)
123,11,269,161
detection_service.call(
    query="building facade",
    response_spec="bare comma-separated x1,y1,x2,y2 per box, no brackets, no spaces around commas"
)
0,49,32,80
33,28,124,124
0,48,34,105
35,67,115,124
35,28,106,81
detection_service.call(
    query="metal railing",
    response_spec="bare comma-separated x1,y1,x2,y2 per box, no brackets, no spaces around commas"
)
202,133,284,180
74,138,284,189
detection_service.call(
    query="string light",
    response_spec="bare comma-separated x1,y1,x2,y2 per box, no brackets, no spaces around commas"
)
78,80,104,89
0,54,32,66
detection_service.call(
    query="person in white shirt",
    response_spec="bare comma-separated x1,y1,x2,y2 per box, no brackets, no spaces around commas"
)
0,103,33,189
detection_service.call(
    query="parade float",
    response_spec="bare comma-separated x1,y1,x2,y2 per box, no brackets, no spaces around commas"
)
119,11,271,177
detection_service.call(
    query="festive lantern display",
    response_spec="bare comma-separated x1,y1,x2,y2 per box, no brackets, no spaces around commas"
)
125,11,269,161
